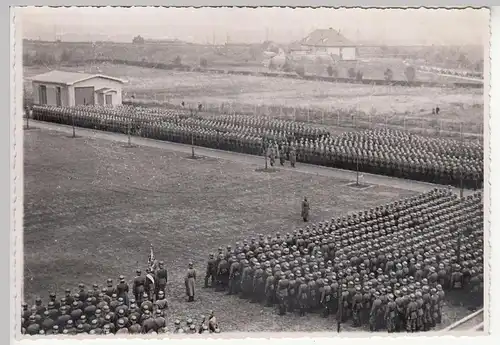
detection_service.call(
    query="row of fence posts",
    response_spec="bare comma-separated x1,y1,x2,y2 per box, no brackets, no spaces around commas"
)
129,97,481,139
210,101,479,138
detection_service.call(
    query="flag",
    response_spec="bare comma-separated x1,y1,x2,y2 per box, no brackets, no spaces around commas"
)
148,245,155,267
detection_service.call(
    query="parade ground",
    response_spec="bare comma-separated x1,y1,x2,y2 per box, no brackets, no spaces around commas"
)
23,124,479,332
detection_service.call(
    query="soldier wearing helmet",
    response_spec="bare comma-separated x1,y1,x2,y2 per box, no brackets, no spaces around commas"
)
276,273,290,315
132,269,146,304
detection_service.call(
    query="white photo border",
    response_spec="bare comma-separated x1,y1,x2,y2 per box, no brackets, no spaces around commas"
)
6,2,498,345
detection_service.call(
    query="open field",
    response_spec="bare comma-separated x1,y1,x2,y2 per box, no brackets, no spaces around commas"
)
24,128,480,332
24,63,483,135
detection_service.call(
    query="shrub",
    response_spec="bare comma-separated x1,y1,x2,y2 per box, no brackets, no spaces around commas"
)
348,67,356,79
405,66,416,82
384,68,393,81
356,70,363,81
295,65,306,77
326,65,334,76
173,55,182,66
60,49,73,63
268,59,276,71
282,60,294,73
200,57,208,68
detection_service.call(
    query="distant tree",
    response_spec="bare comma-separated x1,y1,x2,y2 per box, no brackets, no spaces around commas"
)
475,59,484,73
295,65,306,77
326,65,334,76
32,51,57,65
60,48,73,62
282,60,294,73
404,66,416,82
348,67,356,79
173,55,182,66
384,68,393,81
457,52,470,69
132,35,145,44
326,65,338,77
268,59,277,71
200,57,208,68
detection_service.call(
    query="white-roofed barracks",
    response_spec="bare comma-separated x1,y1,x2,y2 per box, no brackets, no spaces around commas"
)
30,70,126,107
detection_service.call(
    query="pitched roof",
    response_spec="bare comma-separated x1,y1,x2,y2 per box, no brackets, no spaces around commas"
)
30,70,126,86
300,28,355,47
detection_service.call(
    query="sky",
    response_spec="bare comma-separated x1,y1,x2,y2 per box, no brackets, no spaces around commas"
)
18,7,489,46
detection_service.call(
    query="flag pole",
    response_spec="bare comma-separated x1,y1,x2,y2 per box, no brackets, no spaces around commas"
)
337,283,342,333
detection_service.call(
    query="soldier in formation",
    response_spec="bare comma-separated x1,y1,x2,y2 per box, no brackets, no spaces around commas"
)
204,188,483,332
32,105,481,189
22,277,221,335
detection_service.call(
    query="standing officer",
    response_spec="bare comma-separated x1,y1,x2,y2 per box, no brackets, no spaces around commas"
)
301,197,310,222
156,261,168,299
132,270,146,305
185,262,197,302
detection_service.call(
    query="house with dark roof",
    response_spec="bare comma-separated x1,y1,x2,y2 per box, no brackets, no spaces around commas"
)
30,70,127,107
296,28,358,61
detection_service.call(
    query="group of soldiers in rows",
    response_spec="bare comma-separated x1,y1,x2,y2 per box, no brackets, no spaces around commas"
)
31,105,482,189
203,188,483,332
22,264,221,336
211,114,329,141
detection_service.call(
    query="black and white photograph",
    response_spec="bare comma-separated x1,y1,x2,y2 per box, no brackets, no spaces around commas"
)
17,6,488,337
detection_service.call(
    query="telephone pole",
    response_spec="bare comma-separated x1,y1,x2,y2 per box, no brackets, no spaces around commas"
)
459,122,464,198
337,284,342,333
356,152,360,186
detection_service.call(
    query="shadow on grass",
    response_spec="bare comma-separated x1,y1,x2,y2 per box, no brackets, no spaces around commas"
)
255,167,280,173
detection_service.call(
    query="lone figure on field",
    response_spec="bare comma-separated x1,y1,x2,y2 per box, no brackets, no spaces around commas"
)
301,197,310,222
185,262,197,302
290,148,296,168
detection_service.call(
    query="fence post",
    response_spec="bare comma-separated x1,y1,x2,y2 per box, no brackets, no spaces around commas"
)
322,110,325,125
439,120,443,136
127,118,132,146
352,115,356,128
307,108,310,122
337,112,340,127
403,117,406,131
72,114,76,138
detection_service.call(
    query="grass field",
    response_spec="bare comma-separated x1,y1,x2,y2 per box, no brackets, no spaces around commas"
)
24,63,483,135
23,128,478,332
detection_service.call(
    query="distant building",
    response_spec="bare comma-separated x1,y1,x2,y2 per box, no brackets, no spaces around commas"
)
30,70,126,107
296,28,358,61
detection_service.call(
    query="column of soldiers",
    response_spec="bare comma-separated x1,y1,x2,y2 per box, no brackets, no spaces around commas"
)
32,106,483,188
204,188,483,332
21,262,222,336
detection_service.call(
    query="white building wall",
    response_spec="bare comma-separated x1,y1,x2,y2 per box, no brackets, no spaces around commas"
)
69,77,123,106
326,47,341,56
31,81,70,106
341,47,357,61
